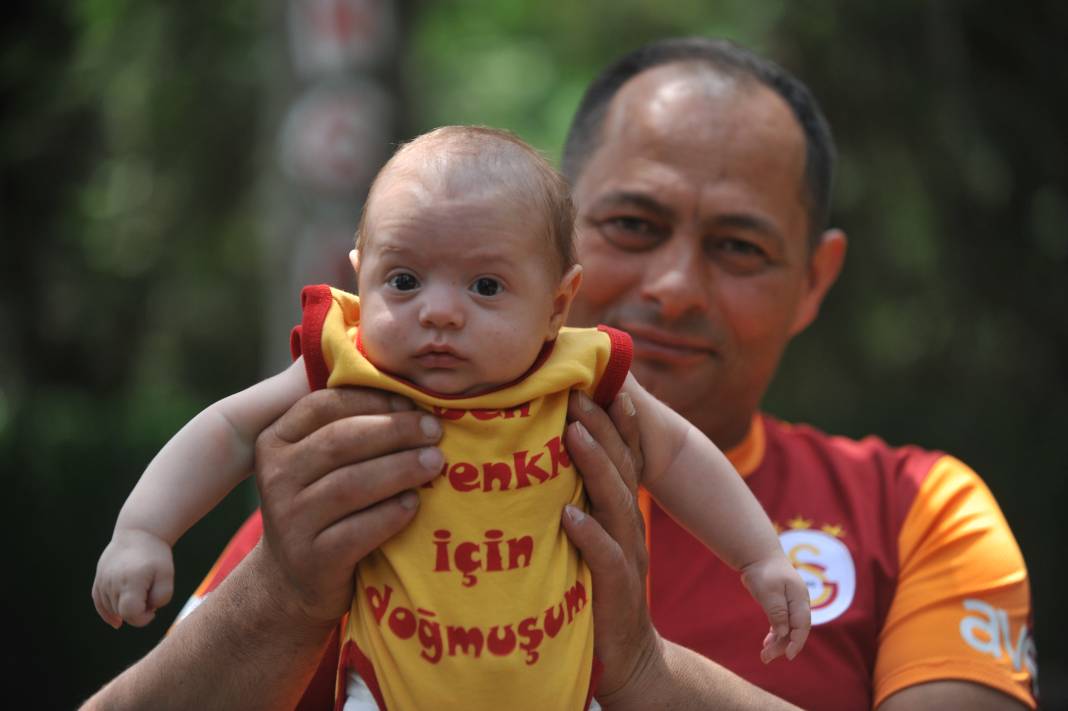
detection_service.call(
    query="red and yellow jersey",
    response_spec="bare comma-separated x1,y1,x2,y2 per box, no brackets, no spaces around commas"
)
643,414,1037,710
291,285,629,710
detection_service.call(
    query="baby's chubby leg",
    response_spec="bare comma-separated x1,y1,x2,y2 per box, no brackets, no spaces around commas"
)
92,529,175,628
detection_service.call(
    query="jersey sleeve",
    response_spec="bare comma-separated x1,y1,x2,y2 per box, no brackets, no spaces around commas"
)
873,456,1037,708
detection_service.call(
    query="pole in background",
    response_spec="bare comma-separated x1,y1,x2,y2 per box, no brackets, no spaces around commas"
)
260,0,399,372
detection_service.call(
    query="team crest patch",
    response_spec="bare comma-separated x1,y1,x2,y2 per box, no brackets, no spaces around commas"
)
777,519,856,625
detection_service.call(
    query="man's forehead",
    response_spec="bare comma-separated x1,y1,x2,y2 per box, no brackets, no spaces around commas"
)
605,62,802,151
576,61,810,249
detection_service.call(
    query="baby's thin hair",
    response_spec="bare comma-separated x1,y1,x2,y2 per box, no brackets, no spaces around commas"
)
355,125,576,275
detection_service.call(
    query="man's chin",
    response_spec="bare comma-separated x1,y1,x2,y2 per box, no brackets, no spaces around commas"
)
630,361,702,407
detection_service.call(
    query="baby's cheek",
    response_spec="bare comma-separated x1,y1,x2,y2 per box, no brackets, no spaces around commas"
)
481,324,545,374
360,314,406,368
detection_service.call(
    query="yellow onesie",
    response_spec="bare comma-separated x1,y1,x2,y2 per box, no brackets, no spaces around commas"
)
290,285,632,711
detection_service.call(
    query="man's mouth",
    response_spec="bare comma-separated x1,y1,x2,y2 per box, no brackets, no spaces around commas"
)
620,323,717,367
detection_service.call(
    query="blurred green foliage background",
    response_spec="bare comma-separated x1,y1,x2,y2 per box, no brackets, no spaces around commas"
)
3,1,1065,707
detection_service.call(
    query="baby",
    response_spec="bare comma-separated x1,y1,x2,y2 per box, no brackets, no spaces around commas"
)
93,126,810,710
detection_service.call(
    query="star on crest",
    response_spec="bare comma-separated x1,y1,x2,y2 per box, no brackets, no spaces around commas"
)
786,516,812,530
820,523,845,538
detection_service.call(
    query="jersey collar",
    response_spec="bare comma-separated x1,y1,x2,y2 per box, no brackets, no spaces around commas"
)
724,413,765,478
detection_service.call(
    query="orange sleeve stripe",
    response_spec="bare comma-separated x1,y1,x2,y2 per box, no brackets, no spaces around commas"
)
192,511,264,599
638,487,652,606
873,456,1035,708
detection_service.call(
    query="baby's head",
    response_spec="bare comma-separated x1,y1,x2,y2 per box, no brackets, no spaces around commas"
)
352,126,583,396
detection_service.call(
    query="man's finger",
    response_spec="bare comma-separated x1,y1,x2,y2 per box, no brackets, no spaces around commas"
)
265,410,441,490
606,390,643,492
296,446,443,528
565,420,644,551
568,391,640,494
561,504,626,577
314,491,422,568
272,387,414,444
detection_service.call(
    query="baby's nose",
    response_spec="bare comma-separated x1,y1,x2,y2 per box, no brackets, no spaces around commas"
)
418,293,465,329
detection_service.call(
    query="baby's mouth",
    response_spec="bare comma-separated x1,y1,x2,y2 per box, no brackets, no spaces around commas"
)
415,345,464,368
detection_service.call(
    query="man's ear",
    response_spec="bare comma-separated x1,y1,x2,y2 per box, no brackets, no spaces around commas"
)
547,264,584,341
790,229,847,336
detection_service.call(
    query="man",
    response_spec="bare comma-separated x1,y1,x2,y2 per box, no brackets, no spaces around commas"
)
558,38,1036,710
83,38,1036,710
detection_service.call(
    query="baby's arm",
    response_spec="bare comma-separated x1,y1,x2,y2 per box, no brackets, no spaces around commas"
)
621,374,810,662
93,359,310,628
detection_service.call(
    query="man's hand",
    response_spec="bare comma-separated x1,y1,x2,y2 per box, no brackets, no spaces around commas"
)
560,390,659,701
254,386,445,628
559,391,803,711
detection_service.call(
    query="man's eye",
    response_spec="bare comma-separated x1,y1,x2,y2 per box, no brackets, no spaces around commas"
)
471,277,502,296
387,273,419,291
719,239,764,257
710,238,770,273
599,216,667,251
612,216,654,233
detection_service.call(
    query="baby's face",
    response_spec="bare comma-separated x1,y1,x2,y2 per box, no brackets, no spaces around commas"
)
355,174,575,396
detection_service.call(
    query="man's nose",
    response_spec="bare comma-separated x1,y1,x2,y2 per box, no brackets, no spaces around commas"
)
418,288,466,329
639,236,712,321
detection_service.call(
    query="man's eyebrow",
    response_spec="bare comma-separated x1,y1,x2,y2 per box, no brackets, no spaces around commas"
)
592,191,676,220
709,213,785,249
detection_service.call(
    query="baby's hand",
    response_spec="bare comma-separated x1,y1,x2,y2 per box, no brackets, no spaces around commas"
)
92,529,175,629
740,554,811,663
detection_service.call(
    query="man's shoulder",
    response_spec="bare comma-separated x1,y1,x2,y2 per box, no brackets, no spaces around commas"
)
761,414,946,482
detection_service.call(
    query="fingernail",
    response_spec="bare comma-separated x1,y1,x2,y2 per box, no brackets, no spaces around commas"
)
574,421,593,444
564,505,586,523
399,491,419,510
420,415,441,439
619,392,636,417
390,396,413,411
578,392,594,413
419,447,443,471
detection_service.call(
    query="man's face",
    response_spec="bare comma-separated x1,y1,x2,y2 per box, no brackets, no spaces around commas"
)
569,64,821,447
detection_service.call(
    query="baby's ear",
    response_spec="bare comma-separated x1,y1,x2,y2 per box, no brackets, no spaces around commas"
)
547,264,583,341
349,249,361,273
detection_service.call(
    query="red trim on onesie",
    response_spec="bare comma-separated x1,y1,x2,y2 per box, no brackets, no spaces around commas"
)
297,628,341,711
298,284,334,391
289,325,303,362
334,639,599,711
584,657,604,710
335,641,388,711
593,326,633,408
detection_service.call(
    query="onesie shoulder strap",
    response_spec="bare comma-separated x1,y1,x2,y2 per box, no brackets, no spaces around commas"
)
289,284,335,391
592,325,633,408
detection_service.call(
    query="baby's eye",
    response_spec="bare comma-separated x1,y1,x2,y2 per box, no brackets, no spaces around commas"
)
387,273,419,291
471,277,502,297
